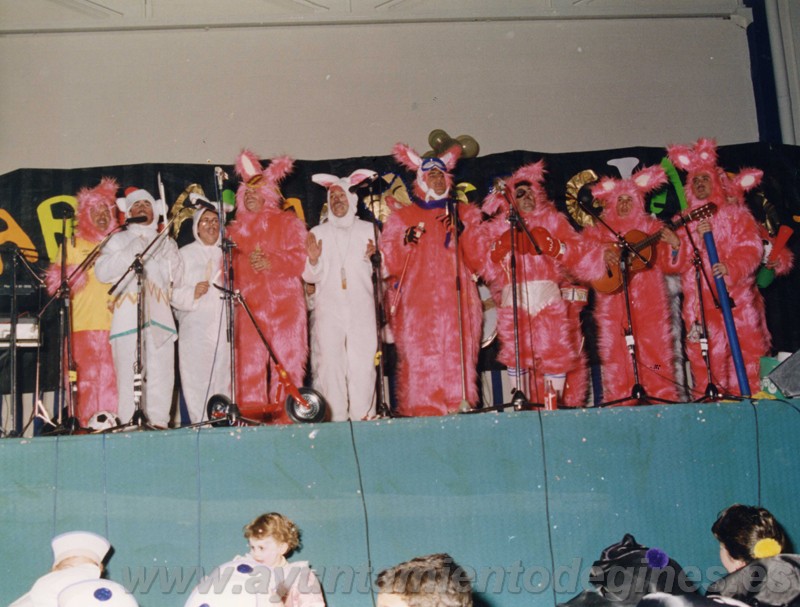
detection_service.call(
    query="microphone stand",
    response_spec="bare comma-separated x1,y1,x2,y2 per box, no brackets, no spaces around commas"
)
503,183,545,411
0,243,42,436
449,196,473,414
362,179,391,418
462,182,545,414
108,215,179,431
681,225,737,401
50,213,78,432
205,284,327,425
33,226,125,435
210,167,241,425
578,200,675,407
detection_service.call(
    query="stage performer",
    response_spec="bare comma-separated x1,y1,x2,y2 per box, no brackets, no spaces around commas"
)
381,142,484,416
585,165,683,404
171,197,230,424
45,178,119,427
227,149,307,423
94,187,182,428
719,168,793,391
667,138,763,397
303,170,379,422
480,161,606,407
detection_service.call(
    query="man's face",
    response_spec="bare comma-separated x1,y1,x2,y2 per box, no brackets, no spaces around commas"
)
425,169,447,196
615,195,633,217
197,210,220,245
89,204,112,232
691,172,713,200
329,186,349,218
515,184,536,213
129,200,154,225
244,187,265,212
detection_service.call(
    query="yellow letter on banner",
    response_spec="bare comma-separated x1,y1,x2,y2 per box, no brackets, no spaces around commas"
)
0,209,39,274
37,195,77,263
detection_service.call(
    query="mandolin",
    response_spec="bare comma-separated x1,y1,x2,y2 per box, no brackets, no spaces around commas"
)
593,202,717,294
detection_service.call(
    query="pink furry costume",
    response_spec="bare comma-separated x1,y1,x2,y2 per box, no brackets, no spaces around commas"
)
381,143,484,416
667,138,763,396
584,165,682,404
227,150,307,423
720,168,792,390
480,161,606,407
45,177,119,426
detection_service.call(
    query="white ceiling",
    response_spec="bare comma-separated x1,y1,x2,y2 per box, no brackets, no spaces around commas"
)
0,0,749,34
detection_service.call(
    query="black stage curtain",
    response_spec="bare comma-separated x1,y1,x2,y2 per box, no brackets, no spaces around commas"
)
1,143,799,393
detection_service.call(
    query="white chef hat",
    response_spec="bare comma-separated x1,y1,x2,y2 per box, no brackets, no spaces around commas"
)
51,531,110,566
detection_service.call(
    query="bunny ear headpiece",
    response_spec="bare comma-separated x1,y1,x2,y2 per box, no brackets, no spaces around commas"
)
666,138,726,208
591,164,667,222
482,160,548,216
234,149,294,215
76,176,119,242
667,138,718,173
312,168,378,228
720,167,763,205
393,142,461,202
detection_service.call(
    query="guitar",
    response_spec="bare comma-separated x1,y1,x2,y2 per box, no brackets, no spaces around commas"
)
593,203,717,294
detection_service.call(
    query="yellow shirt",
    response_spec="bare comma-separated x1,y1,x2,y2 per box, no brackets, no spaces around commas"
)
57,237,114,332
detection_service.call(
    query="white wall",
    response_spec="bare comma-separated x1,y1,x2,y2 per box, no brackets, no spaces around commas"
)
0,16,758,174
770,0,800,144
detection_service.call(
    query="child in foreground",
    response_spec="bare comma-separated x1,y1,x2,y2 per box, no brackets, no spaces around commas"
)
185,512,326,607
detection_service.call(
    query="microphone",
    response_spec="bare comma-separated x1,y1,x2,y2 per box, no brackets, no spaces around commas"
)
215,167,228,190
576,184,598,217
195,199,217,212
54,206,76,246
187,193,217,212
125,215,149,225
349,173,379,193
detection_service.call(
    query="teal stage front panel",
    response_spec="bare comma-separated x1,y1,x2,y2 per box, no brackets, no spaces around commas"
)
1,401,797,607
543,403,761,599
753,400,800,545
354,414,551,607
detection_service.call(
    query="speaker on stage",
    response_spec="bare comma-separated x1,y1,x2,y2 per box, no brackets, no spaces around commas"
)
767,350,800,398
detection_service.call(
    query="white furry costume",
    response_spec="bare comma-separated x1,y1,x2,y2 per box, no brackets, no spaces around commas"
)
171,201,230,423
302,170,379,421
94,188,183,427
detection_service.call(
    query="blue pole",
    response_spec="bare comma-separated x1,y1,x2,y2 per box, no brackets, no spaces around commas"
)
702,231,751,396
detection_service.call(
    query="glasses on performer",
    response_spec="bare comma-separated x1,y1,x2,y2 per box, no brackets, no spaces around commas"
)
198,216,220,226
514,185,532,200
